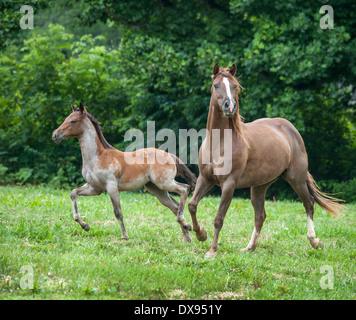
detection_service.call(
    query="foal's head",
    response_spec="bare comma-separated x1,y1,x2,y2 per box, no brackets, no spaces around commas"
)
211,63,241,118
52,103,88,143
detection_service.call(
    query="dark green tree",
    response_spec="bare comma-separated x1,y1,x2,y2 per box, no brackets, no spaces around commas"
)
80,0,356,183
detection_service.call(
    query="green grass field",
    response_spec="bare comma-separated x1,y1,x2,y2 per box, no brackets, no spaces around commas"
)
0,185,354,300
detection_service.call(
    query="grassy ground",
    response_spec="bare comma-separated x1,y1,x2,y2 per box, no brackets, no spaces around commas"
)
0,185,354,300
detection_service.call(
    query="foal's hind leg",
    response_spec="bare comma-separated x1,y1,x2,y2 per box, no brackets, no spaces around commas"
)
107,185,128,240
144,182,191,242
166,182,192,232
242,183,272,252
70,183,102,231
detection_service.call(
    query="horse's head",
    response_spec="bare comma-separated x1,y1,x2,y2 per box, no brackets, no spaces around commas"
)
210,62,241,117
52,102,87,143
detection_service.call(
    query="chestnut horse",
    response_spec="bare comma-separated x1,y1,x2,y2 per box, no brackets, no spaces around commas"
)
188,63,345,258
52,103,196,242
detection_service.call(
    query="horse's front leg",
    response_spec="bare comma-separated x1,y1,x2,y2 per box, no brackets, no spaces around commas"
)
107,185,128,240
70,183,102,231
205,180,235,259
188,175,214,241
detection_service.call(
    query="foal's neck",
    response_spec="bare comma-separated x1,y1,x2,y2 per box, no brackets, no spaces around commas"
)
78,118,105,166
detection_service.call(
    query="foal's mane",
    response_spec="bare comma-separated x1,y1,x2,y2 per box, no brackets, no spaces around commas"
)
86,112,114,150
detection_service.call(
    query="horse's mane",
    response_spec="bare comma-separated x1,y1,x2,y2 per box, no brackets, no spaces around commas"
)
86,112,114,150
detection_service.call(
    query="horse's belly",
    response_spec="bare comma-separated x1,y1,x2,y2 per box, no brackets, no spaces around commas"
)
117,171,149,191
236,151,289,188
236,166,283,188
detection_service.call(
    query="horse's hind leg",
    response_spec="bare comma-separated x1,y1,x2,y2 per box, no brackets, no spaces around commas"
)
70,183,102,231
144,182,191,242
284,175,323,249
242,182,272,252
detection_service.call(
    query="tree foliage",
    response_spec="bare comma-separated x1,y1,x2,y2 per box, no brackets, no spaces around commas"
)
0,1,355,200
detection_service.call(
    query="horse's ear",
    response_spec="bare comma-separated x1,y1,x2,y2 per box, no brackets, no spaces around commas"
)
71,103,76,112
229,64,236,76
212,62,219,79
79,102,85,113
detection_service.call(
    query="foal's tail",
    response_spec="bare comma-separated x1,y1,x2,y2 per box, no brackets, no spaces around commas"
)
171,154,197,190
306,172,346,217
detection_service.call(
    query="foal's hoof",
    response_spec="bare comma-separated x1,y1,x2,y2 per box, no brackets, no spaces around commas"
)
82,224,90,232
196,227,207,242
121,236,129,240
184,235,192,243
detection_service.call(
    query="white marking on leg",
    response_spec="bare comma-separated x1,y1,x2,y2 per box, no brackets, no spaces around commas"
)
307,215,316,240
242,227,260,251
249,227,259,248
307,214,323,248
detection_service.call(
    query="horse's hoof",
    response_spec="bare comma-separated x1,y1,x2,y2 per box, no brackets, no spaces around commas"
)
241,246,254,252
184,236,192,243
121,236,129,240
310,238,323,249
205,250,216,259
82,224,90,232
196,227,207,241
318,239,324,248
313,238,323,249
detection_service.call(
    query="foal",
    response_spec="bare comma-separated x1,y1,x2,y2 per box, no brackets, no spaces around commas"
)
52,103,196,242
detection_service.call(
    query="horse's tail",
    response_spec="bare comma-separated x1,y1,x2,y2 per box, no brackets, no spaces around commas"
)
306,172,345,217
171,154,197,190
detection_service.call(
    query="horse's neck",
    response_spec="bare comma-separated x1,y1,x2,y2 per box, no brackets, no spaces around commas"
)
78,119,104,167
206,101,246,153
206,102,234,134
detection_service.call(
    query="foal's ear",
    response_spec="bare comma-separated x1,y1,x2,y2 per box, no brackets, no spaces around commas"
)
229,64,236,76
71,103,76,112
212,62,219,79
79,102,85,113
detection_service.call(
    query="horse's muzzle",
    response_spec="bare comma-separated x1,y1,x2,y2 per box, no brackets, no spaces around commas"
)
224,112,236,118
223,100,236,117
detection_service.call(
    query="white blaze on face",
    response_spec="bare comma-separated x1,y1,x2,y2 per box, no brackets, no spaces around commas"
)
222,77,234,112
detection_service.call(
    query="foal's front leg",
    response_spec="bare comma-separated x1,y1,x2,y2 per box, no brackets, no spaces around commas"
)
107,185,129,240
70,183,102,231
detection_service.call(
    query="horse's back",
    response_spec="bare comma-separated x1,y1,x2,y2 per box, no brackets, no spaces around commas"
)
234,117,307,187
246,117,305,152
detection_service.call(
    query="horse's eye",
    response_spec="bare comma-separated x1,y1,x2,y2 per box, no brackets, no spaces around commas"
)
214,84,219,89
233,84,238,90
71,120,77,124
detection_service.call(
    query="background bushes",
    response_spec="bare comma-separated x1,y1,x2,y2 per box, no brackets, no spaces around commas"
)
0,0,355,201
